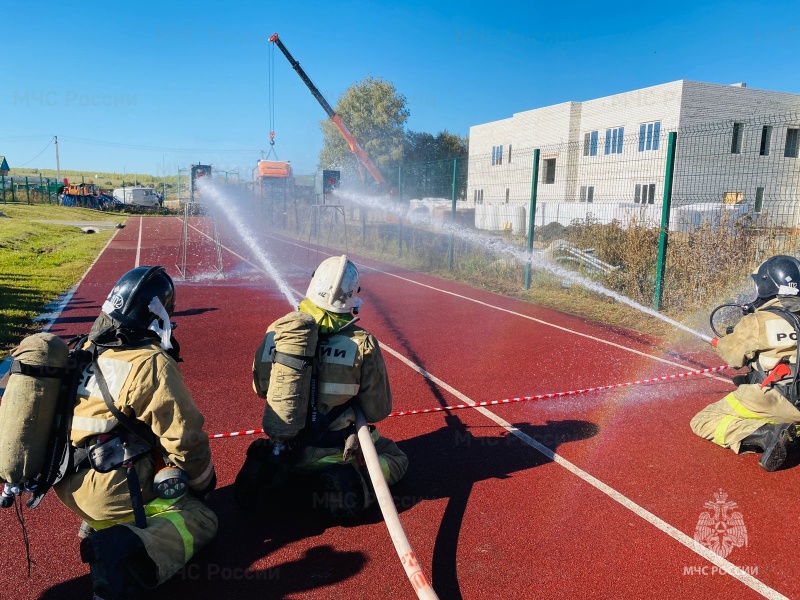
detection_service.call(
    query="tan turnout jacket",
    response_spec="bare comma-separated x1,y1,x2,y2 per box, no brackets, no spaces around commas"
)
54,342,218,586
691,299,800,451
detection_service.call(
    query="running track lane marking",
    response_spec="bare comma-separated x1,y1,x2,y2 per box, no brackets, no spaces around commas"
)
380,342,788,600
260,233,730,384
0,227,122,381
135,216,143,267
162,223,777,594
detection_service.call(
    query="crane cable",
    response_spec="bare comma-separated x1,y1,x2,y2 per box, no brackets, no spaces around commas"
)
266,42,278,160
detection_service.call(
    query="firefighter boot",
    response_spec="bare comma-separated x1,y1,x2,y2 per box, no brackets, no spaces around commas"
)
79,525,155,600
740,423,797,472
315,463,372,521
234,438,287,511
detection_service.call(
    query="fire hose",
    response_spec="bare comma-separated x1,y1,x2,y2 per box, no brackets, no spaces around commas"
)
353,406,439,600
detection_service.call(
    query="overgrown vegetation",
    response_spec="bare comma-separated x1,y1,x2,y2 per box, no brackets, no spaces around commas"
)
0,205,123,357
277,201,794,346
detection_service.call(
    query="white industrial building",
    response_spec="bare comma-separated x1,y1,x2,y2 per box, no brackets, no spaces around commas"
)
467,80,800,231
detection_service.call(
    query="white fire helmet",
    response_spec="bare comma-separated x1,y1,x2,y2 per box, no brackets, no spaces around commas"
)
306,255,363,314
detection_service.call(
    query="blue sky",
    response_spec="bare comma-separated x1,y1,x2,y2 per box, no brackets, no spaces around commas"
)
2,0,798,178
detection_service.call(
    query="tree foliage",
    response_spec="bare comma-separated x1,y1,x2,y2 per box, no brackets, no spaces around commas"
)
403,130,468,163
319,77,409,183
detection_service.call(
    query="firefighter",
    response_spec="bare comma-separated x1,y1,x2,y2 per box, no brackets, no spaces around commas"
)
236,255,408,519
691,255,800,471
54,266,218,599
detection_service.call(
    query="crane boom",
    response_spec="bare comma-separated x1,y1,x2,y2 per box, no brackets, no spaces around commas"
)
268,33,387,187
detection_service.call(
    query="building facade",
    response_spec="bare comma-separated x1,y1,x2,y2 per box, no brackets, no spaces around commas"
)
467,80,800,229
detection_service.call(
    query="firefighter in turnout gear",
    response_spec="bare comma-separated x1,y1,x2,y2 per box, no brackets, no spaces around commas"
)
54,266,218,599
236,255,408,519
691,255,800,471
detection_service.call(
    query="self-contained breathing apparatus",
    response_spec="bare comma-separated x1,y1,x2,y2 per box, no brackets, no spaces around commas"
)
0,333,189,521
0,266,189,524
709,254,800,409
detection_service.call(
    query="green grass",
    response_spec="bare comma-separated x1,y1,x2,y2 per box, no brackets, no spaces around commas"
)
0,206,126,358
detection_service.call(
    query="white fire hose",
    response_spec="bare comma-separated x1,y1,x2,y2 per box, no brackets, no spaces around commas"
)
354,407,439,600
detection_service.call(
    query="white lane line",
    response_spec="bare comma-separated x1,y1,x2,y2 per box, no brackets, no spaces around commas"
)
135,216,143,267
0,228,122,381
372,268,729,383
259,232,727,383
381,342,787,600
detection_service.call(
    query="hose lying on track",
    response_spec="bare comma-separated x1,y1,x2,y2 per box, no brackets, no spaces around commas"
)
354,406,439,600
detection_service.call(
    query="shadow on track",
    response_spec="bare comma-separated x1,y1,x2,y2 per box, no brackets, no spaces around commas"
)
39,485,367,599
367,293,600,599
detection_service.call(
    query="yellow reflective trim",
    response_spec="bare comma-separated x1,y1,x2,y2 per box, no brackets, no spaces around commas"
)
723,393,778,423
713,415,737,446
153,511,194,563
85,495,183,530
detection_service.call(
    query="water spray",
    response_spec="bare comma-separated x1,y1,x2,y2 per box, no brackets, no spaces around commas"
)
196,179,300,308
337,189,714,344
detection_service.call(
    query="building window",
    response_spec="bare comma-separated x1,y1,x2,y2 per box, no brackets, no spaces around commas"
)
755,187,764,212
491,145,504,165
731,122,743,154
505,188,510,203
634,183,656,204
604,127,624,155
508,144,512,164
785,128,799,158
583,131,598,156
543,158,556,184
760,126,772,156
638,121,661,152
474,189,484,204
579,185,594,203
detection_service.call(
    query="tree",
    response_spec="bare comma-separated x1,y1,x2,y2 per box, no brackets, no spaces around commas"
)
403,130,468,164
319,77,409,185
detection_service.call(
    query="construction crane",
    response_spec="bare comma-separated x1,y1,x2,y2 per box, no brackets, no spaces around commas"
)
268,33,388,189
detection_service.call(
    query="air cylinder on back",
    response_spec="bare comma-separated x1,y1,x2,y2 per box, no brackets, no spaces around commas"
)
0,333,69,484
255,311,318,443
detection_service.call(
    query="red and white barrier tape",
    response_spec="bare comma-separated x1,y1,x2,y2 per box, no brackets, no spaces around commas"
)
210,364,732,439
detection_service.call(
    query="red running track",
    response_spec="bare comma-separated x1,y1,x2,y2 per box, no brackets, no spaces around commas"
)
2,215,798,600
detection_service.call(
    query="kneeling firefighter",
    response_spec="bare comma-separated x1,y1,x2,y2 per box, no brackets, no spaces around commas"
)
691,255,800,471
0,266,217,599
235,255,409,519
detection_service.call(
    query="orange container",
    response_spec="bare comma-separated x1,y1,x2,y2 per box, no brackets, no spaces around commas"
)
256,161,292,178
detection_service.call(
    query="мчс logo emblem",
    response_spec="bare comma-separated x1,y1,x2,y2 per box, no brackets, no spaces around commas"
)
693,489,748,558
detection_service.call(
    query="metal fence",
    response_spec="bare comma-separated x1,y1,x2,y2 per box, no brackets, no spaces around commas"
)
0,175,62,204
277,111,800,319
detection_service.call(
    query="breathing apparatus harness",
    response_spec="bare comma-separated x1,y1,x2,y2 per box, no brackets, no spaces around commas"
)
710,297,800,407
1,322,189,527
271,315,362,461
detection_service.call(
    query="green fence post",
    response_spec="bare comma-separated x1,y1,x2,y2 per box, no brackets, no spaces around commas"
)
654,131,677,311
448,158,458,271
25,177,31,204
11,178,16,203
1,174,5,203
524,149,541,290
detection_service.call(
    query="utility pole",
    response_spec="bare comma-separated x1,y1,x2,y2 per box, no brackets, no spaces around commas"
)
54,135,61,182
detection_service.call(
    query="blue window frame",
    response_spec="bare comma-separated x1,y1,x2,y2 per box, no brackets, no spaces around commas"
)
604,127,624,155
639,121,661,152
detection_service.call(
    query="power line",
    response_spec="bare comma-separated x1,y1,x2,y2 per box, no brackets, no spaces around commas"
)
16,139,54,167
58,136,259,154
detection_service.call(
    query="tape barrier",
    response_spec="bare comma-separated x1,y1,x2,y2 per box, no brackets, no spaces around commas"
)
210,364,732,439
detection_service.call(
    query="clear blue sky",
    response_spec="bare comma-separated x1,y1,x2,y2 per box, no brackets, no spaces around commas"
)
3,0,798,178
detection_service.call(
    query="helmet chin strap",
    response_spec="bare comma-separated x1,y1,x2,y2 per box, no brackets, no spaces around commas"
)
147,296,173,350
